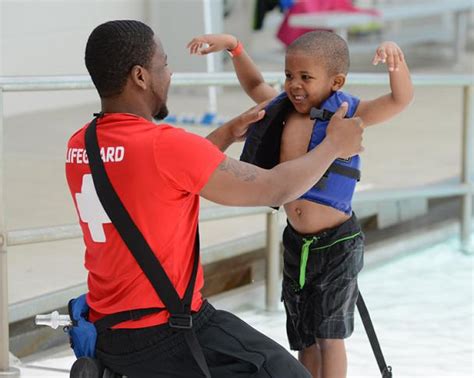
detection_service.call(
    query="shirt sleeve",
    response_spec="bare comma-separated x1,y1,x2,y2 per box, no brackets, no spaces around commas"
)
154,127,226,194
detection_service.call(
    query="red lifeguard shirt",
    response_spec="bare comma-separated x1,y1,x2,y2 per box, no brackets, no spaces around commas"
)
65,113,225,328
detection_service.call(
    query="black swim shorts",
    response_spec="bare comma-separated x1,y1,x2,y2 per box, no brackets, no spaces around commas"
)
281,214,364,350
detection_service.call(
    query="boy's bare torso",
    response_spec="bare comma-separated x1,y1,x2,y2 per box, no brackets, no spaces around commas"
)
281,111,350,234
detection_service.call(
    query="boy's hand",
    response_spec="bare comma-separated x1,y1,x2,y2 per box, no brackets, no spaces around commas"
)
187,34,238,55
372,41,405,72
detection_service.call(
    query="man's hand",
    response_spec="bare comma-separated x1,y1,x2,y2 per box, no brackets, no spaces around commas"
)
227,101,268,141
206,101,267,152
325,102,364,159
187,34,237,55
372,41,405,72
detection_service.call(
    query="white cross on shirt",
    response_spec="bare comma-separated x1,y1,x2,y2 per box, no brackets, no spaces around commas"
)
75,174,111,243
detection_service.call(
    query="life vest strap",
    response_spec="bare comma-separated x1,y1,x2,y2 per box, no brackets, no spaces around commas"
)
328,162,360,180
315,162,361,189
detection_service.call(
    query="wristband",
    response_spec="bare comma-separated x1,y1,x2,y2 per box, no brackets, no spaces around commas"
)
227,40,243,58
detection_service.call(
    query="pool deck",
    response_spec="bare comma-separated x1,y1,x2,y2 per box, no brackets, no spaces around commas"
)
15,225,474,377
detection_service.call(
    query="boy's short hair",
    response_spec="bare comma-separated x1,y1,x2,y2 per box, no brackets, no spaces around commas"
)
287,31,350,76
85,20,156,98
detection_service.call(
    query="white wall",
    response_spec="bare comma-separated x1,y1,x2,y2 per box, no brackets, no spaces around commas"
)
0,0,245,117
3,0,144,76
1,0,147,117
147,0,223,73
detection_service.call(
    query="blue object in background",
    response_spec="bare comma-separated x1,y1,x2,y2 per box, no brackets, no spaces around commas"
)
200,112,216,125
181,114,197,124
164,114,177,123
163,113,228,127
280,0,294,11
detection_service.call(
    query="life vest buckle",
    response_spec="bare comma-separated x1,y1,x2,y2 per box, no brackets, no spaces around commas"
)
310,107,334,121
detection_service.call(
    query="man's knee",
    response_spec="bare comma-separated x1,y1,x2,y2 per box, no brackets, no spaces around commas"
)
265,349,311,378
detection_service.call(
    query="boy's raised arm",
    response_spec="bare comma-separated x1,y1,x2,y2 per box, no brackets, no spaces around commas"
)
187,34,278,103
355,41,414,126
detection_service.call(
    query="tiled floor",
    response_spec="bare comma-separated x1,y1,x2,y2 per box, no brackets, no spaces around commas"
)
16,230,473,377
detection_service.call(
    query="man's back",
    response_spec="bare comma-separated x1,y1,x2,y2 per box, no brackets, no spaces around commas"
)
65,113,225,328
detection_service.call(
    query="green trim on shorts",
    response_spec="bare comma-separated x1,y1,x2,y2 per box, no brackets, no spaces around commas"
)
299,231,361,289
299,237,318,289
311,231,361,251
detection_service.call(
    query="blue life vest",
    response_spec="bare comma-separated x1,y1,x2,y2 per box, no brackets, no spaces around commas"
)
240,91,361,214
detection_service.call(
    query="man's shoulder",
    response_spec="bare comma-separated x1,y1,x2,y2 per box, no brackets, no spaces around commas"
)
67,123,88,147
154,123,202,142
155,122,182,133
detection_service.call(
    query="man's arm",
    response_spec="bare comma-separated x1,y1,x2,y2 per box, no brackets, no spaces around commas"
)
187,34,278,103
355,41,414,126
201,103,365,207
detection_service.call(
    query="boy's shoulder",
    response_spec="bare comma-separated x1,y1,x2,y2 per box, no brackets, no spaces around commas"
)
330,90,359,102
323,91,360,116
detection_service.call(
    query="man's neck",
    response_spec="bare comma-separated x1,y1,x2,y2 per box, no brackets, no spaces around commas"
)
100,97,153,122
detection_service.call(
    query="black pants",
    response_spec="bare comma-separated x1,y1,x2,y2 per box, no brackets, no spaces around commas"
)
96,301,310,378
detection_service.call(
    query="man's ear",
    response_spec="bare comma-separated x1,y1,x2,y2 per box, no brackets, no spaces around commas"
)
130,65,147,91
331,74,346,91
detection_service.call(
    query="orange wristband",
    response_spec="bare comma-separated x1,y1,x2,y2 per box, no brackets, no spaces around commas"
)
227,40,243,58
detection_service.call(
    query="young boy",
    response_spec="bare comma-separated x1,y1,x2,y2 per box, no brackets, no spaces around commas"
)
188,32,413,377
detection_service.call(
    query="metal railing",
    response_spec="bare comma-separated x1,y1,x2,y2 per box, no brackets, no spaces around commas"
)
0,72,473,375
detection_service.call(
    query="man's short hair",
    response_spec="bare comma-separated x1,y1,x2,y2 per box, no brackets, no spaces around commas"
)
287,31,350,75
85,20,156,98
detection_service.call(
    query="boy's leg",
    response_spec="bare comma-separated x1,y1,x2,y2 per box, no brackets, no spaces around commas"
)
298,340,347,378
298,343,321,378
281,224,322,376
282,216,364,378
311,216,364,378
317,338,347,378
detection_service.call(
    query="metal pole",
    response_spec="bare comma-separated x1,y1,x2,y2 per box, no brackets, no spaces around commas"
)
0,90,20,376
461,85,473,253
265,210,280,312
203,0,218,113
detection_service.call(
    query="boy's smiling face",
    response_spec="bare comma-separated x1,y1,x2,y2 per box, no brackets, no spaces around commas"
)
284,52,345,115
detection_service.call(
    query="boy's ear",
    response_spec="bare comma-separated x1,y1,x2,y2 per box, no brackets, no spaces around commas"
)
130,65,148,91
331,74,346,91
